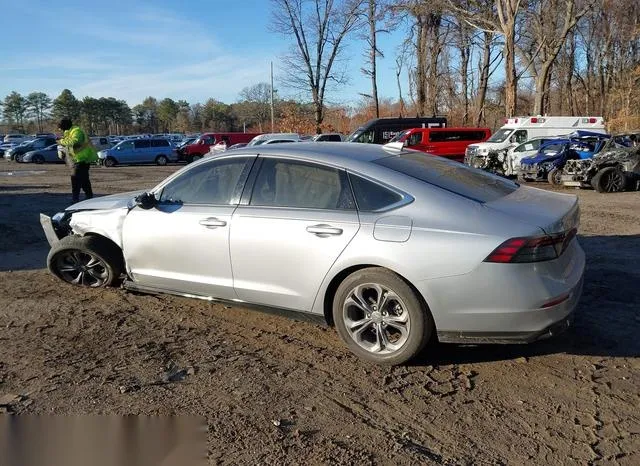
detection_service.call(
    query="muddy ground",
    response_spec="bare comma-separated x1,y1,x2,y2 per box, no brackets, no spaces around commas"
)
0,161,639,465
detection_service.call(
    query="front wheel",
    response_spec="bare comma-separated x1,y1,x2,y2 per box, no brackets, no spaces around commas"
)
333,267,433,365
591,167,627,193
547,167,562,186
190,154,202,162
47,235,123,287
103,157,116,167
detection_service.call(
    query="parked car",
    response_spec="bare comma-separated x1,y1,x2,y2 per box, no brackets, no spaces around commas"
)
21,144,63,164
98,138,177,167
518,132,611,183
347,117,447,144
247,133,300,146
91,137,112,151
40,143,584,365
3,134,29,145
0,142,17,158
502,136,567,176
561,144,640,193
180,132,261,163
313,133,343,142
6,136,57,161
386,127,491,163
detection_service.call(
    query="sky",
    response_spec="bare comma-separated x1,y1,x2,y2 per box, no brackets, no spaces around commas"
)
0,0,409,108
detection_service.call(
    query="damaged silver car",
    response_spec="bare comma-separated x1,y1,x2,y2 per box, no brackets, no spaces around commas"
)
40,143,585,365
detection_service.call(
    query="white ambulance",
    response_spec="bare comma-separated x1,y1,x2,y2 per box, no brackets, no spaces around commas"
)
464,116,606,173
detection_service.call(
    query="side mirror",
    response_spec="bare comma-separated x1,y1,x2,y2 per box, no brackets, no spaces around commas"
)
135,192,157,210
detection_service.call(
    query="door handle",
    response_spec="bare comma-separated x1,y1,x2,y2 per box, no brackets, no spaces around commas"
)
199,217,227,228
306,224,343,237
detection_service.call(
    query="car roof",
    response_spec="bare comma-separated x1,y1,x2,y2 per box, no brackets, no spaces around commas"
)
231,141,404,169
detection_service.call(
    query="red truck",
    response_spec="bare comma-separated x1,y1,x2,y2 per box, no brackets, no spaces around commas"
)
387,127,491,162
179,132,261,162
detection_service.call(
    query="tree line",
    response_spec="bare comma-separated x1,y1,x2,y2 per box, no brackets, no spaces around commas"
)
2,0,638,136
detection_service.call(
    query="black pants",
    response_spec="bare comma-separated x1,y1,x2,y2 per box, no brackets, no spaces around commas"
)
71,163,93,202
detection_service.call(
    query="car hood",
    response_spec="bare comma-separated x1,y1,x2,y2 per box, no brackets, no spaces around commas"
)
67,190,144,211
468,142,510,153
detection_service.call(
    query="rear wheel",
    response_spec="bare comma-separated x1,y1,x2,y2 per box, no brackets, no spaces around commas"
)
591,167,627,193
191,154,202,162
547,167,562,185
155,154,168,166
103,157,117,167
47,235,123,287
333,267,433,365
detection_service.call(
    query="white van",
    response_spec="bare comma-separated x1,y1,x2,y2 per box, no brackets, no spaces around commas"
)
465,116,606,165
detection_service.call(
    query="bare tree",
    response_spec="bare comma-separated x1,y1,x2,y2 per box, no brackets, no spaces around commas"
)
359,0,390,117
270,0,363,133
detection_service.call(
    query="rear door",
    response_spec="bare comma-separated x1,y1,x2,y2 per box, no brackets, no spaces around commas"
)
133,139,152,163
230,157,360,311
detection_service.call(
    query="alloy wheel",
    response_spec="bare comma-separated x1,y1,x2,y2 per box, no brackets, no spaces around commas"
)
342,283,410,355
52,250,109,287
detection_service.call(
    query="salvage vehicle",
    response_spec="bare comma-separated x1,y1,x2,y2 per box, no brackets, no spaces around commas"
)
561,145,640,193
518,132,611,184
40,143,585,365
465,116,605,168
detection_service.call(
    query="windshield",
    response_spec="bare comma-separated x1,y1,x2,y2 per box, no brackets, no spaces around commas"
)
346,129,364,142
487,129,513,143
389,130,409,143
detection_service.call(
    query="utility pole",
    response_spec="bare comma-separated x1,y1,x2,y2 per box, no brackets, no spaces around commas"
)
270,61,275,133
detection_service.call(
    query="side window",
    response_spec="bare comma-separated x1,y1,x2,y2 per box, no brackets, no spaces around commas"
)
349,174,404,212
160,157,251,205
100,138,108,145
355,130,375,144
513,130,528,144
408,132,422,146
151,139,169,147
119,141,134,150
134,140,151,149
250,158,354,210
203,136,215,145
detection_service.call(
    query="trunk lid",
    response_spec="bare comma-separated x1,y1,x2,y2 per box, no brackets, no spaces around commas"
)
486,185,579,235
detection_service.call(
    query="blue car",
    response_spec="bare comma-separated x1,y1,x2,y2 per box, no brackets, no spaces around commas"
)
518,131,611,184
98,138,177,167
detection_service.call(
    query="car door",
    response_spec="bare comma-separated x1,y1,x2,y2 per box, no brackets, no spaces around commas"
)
122,155,255,298
115,141,135,163
230,157,360,311
133,139,151,163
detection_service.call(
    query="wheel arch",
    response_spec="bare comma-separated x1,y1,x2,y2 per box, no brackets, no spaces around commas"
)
321,264,434,332
81,232,126,271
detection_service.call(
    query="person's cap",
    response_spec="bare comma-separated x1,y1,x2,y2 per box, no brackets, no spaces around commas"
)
58,118,73,130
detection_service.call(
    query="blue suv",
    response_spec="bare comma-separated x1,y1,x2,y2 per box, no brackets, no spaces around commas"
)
98,138,177,167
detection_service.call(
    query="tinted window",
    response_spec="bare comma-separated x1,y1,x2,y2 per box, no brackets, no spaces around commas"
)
250,159,354,210
513,130,528,143
134,140,151,149
349,174,404,211
160,157,251,205
376,153,518,203
428,130,487,142
151,139,170,147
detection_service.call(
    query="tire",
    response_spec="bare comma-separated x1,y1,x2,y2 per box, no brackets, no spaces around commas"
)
155,154,168,166
547,167,562,185
190,154,202,162
32,154,45,164
104,157,117,167
332,267,433,365
591,167,627,193
47,235,123,288
517,174,529,183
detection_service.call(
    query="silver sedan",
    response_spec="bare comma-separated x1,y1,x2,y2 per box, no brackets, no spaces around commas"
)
40,143,585,364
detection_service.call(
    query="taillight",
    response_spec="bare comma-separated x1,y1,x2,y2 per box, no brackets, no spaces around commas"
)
485,228,577,263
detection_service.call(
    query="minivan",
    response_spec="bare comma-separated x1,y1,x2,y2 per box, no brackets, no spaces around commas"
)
98,138,176,167
346,117,447,145
386,127,491,162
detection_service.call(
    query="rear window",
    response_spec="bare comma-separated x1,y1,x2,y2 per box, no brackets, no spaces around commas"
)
349,174,404,211
376,152,518,203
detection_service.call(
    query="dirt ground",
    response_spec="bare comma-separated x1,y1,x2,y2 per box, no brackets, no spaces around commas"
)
1,161,639,465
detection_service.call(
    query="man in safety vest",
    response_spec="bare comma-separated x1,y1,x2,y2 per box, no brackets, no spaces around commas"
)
57,118,98,203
